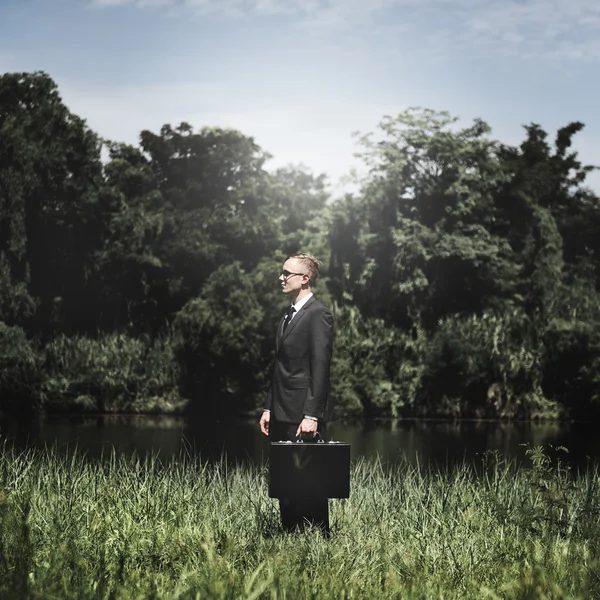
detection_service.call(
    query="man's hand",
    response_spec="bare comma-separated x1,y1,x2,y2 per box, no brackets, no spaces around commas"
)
295,418,318,438
259,411,270,436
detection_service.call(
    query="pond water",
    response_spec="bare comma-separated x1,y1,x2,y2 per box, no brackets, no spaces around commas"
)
1,414,599,472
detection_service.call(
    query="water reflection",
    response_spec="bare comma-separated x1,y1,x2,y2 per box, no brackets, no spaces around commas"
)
331,420,581,469
1,415,598,471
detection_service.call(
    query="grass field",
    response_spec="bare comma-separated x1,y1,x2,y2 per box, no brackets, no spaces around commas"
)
1,443,599,599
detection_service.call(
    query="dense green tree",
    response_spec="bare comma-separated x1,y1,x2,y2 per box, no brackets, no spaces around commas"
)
100,124,292,335
3,72,600,421
0,71,106,336
267,166,329,252
171,260,276,416
331,108,517,328
328,108,600,418
97,142,169,333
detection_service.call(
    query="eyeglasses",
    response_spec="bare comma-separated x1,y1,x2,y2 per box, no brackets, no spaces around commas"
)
280,270,306,279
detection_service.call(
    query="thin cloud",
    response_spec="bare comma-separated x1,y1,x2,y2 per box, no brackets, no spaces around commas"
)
90,0,134,6
88,0,600,61
457,0,600,58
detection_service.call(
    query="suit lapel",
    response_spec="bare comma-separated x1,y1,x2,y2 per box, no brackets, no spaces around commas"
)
281,297,315,343
276,311,287,352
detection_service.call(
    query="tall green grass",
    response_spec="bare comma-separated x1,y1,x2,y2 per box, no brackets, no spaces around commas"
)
1,445,599,599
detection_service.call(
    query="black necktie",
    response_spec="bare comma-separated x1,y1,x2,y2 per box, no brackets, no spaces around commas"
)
282,306,296,333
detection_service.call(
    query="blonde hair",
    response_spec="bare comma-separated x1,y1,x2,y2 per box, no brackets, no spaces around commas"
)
287,253,321,286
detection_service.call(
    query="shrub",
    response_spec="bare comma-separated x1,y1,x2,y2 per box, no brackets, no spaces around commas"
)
0,322,41,417
40,332,185,413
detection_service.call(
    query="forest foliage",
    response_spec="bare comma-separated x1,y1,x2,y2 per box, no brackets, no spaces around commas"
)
1,71,600,420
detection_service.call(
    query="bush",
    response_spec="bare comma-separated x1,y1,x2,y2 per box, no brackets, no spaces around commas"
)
420,311,560,419
0,322,41,417
40,332,186,413
330,305,412,418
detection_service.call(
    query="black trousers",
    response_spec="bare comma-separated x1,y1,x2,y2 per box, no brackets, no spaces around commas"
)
269,418,330,535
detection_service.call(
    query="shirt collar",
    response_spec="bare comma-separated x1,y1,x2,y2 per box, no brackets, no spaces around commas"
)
292,292,313,312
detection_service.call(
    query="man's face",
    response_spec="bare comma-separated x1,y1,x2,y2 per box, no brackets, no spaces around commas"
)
279,258,309,295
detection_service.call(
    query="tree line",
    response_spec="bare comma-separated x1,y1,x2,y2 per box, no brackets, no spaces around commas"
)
1,71,600,421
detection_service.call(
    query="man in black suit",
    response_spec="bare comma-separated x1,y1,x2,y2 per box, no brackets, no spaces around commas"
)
259,253,334,534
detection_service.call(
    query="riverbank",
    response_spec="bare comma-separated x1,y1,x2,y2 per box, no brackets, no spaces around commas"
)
0,445,598,599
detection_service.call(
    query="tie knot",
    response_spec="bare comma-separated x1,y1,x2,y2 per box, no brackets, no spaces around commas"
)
282,305,296,332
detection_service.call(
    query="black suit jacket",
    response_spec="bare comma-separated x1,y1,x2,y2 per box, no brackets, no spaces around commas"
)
266,296,334,423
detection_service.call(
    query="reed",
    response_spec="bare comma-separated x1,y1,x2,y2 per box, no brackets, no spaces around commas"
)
0,444,598,599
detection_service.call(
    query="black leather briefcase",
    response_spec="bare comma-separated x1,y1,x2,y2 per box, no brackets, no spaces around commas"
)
269,440,350,499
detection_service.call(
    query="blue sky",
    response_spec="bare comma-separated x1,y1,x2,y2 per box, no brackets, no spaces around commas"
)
1,0,599,194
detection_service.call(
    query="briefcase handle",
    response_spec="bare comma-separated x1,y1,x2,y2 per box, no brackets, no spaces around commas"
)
296,431,324,444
